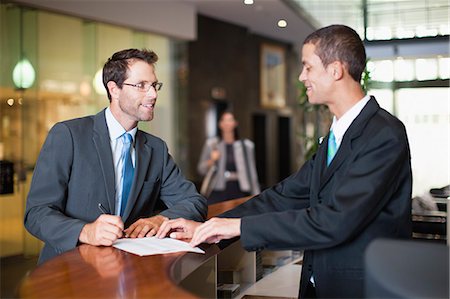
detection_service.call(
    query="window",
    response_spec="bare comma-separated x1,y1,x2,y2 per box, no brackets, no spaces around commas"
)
367,56,449,196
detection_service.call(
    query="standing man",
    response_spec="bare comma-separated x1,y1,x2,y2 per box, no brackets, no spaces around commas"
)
157,25,412,298
25,48,207,264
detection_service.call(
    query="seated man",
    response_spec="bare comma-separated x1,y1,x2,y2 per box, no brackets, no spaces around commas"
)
25,48,207,264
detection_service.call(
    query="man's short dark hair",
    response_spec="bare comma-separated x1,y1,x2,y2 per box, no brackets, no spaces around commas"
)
102,48,158,100
304,25,366,82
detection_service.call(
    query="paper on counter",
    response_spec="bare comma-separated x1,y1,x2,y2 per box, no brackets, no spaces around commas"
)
113,237,205,256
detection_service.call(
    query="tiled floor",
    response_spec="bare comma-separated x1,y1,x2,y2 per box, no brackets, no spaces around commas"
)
0,255,38,299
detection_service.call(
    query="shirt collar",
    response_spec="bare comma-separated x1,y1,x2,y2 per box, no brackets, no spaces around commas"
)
105,107,137,141
330,95,371,146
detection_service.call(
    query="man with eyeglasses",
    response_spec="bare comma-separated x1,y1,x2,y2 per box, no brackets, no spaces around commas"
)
24,48,207,264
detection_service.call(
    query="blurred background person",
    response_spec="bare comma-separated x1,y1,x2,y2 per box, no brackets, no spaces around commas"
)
197,111,260,204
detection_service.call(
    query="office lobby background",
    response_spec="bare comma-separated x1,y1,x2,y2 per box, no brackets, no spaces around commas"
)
0,0,449,259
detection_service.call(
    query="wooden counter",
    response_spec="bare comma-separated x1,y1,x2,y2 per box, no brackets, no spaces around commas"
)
19,196,252,298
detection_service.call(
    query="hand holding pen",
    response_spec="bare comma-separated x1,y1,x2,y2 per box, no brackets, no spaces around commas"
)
77,203,124,246
98,203,128,238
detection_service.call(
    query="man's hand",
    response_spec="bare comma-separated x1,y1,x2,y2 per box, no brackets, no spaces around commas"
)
79,215,124,246
189,217,241,247
156,218,202,240
124,215,168,238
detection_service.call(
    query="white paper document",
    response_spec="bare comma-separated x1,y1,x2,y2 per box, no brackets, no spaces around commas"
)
113,237,205,256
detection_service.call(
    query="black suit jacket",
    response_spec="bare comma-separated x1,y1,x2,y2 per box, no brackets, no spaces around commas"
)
25,110,207,264
221,97,412,298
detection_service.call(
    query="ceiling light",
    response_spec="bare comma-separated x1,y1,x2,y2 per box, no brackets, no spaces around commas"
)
12,58,35,89
278,19,287,28
243,0,254,5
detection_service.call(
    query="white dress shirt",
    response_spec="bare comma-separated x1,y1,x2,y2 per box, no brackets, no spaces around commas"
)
329,95,371,148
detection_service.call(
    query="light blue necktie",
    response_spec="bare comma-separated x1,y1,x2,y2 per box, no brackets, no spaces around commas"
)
327,130,337,166
120,133,134,216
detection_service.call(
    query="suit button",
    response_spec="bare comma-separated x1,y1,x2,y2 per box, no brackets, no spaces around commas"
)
318,200,322,203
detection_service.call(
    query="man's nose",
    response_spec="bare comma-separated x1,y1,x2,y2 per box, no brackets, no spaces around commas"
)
146,86,157,98
299,69,306,82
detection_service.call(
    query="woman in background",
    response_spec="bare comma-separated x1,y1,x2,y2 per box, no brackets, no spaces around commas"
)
197,111,260,204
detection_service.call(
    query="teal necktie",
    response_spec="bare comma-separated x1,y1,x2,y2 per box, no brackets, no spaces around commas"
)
327,130,337,166
121,133,134,216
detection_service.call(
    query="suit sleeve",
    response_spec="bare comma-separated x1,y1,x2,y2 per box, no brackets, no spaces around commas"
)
234,124,410,252
219,157,313,221
158,142,207,221
24,123,87,254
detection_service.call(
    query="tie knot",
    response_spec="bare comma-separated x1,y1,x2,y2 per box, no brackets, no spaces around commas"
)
123,133,132,145
329,130,336,142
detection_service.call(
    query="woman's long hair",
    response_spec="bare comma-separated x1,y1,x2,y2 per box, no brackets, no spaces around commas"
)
217,110,240,141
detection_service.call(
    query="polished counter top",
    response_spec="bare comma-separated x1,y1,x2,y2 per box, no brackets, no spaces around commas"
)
19,196,251,298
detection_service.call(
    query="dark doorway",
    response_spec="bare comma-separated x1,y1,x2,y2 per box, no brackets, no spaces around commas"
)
278,116,291,181
252,114,267,189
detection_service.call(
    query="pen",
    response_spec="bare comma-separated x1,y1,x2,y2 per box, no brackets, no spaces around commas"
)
98,203,108,214
98,203,127,238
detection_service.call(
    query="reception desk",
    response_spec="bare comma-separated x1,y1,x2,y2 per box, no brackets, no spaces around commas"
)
19,197,252,298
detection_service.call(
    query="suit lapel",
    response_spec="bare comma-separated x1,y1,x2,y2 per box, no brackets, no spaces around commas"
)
316,135,328,179
320,97,380,187
309,136,327,205
92,110,116,213
122,130,153,220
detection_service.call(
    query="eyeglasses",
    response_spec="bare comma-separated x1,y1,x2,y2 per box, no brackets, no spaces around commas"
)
123,81,163,92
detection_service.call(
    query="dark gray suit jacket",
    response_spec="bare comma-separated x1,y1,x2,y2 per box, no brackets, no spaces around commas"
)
221,97,412,298
25,110,207,264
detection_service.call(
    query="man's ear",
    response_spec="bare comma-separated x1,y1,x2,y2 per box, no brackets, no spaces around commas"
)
107,81,119,100
329,61,344,80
